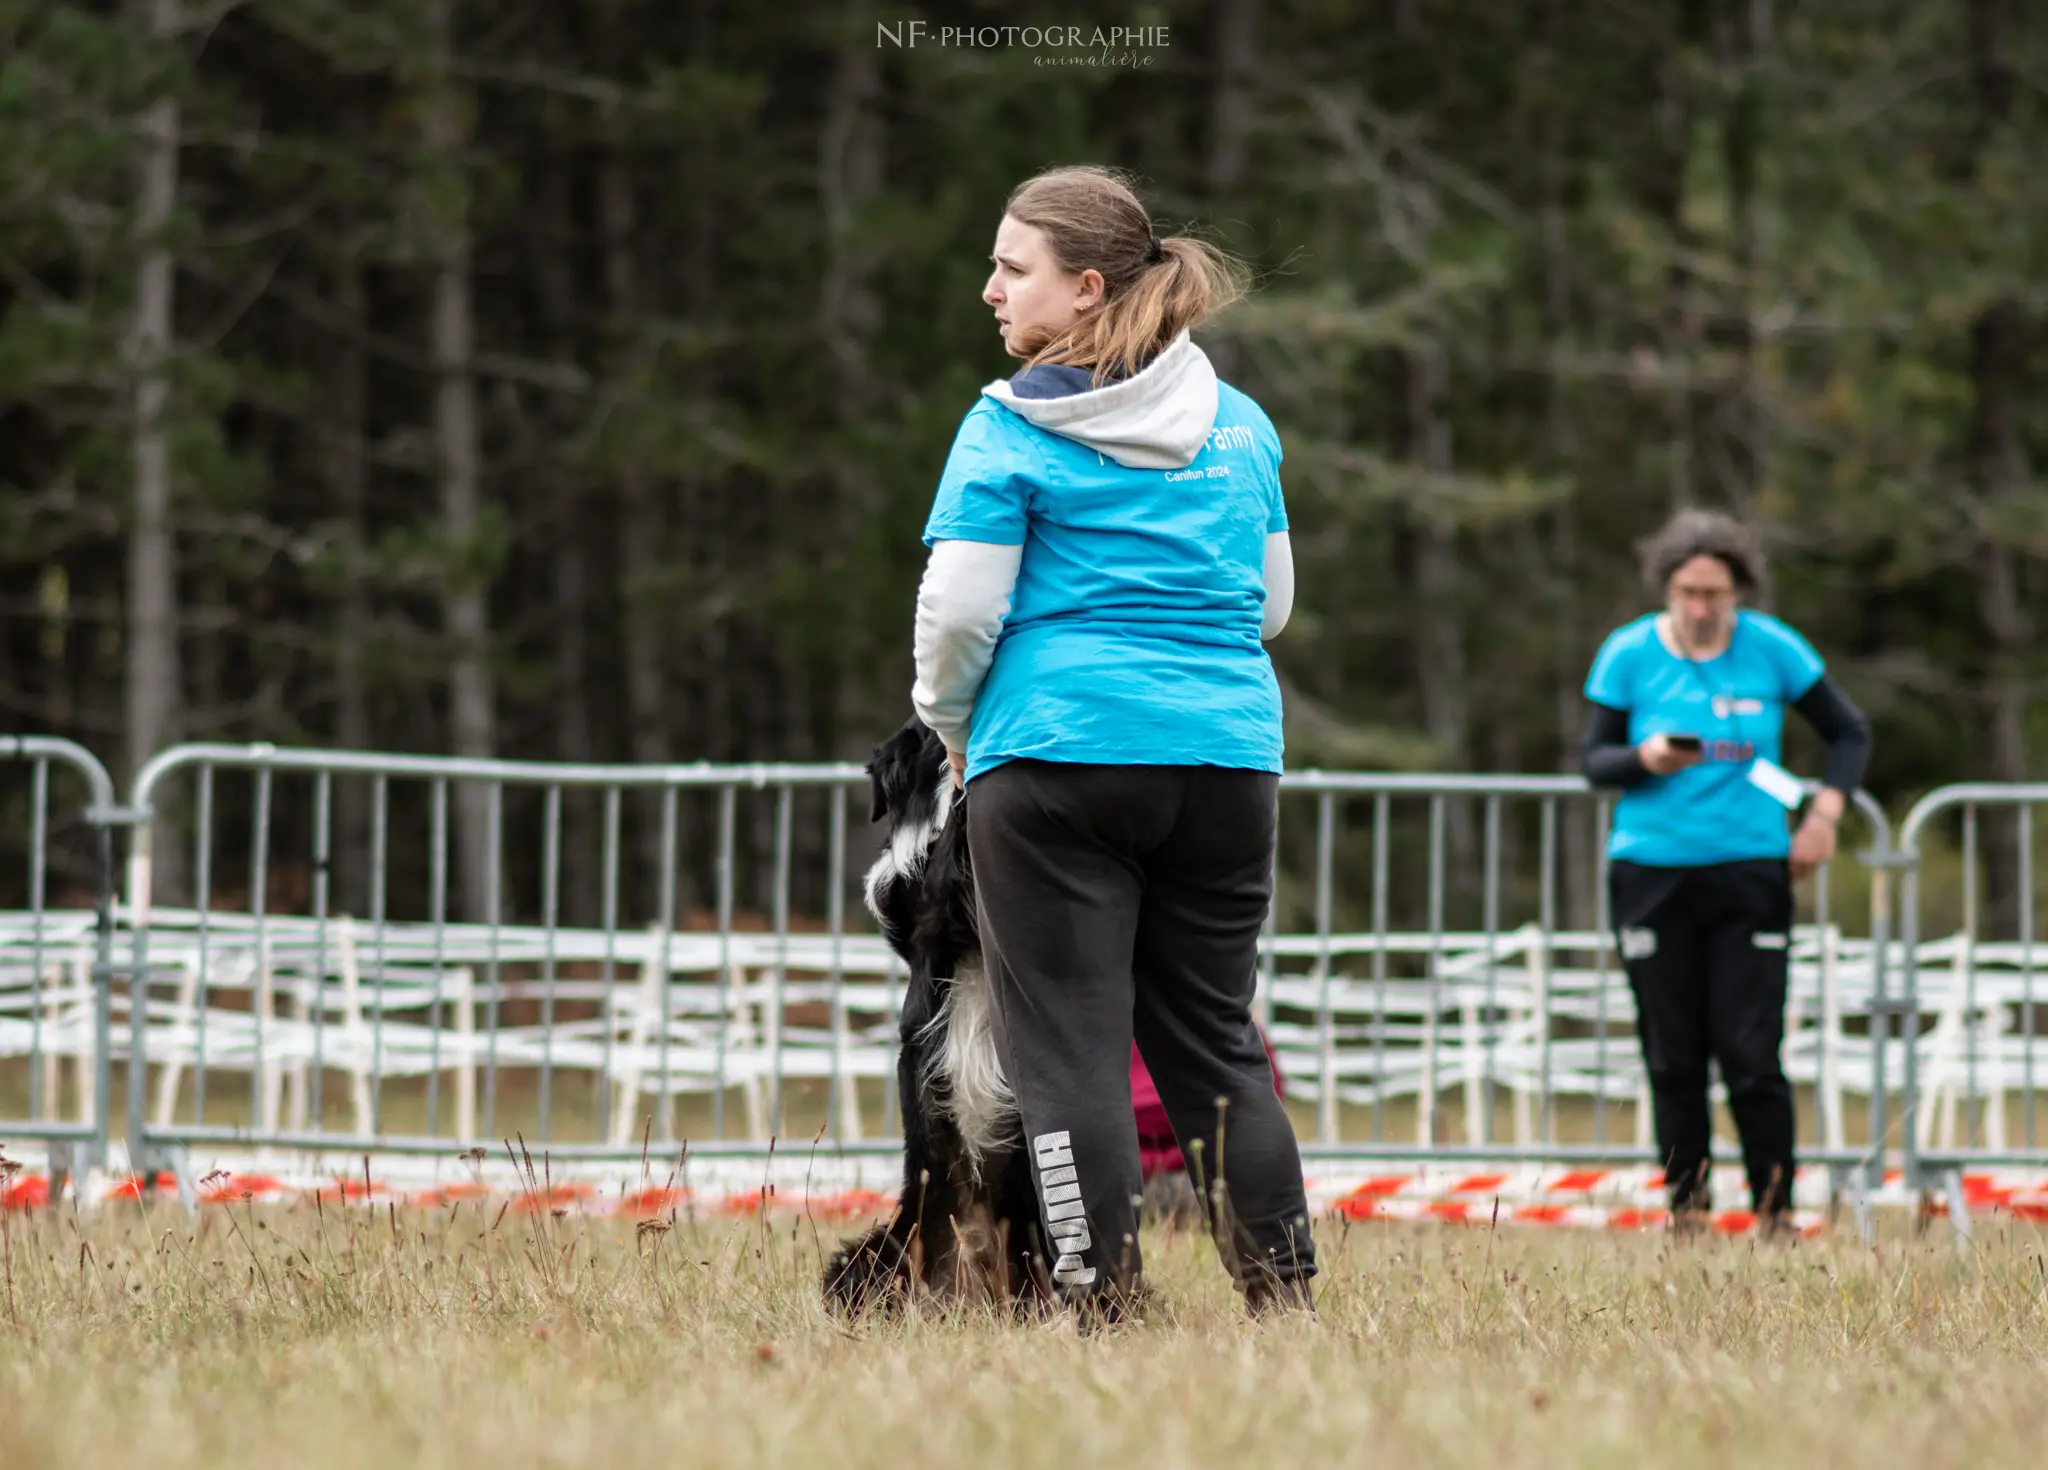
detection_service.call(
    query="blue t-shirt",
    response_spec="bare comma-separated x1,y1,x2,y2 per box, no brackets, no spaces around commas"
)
1584,611,1824,867
922,386,1288,783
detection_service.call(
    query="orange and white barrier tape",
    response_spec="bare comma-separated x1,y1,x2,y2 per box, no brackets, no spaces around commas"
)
5,1152,2045,1230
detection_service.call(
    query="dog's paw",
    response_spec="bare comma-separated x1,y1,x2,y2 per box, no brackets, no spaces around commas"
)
821,1225,910,1317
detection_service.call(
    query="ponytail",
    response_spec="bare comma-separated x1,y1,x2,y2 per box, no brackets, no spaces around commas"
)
1003,166,1247,385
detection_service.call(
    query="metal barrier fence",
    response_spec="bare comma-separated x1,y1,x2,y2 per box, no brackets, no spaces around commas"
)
102,747,1889,1179
120,744,899,1175
11,735,2048,1228
1263,774,1894,1184
0,736,119,1173
1896,783,2048,1224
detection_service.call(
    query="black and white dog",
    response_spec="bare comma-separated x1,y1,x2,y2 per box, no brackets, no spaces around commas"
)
821,718,1050,1313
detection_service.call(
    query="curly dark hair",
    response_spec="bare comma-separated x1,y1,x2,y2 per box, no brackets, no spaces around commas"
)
1636,508,1767,597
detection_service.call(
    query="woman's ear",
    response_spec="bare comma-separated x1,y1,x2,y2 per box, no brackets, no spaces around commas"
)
1076,268,1105,311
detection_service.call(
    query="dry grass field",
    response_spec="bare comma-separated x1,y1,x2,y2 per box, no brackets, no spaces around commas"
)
1,1197,2043,1470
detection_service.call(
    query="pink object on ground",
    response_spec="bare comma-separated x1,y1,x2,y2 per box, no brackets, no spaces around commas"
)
1131,1035,1287,1181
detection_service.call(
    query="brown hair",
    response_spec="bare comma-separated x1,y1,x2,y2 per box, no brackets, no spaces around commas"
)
1003,165,1247,385
1636,508,1768,597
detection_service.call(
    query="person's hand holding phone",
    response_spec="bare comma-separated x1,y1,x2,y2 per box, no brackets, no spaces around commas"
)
1638,732,1705,776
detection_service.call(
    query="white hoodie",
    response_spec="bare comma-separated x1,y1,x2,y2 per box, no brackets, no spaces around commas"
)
980,330,1221,469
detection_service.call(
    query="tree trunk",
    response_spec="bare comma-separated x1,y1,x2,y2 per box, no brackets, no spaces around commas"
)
1405,344,1475,886
1965,0,2032,927
1714,0,1772,518
331,261,373,918
1408,346,1467,769
595,160,658,737
596,0,683,920
819,15,882,412
1656,4,1705,512
1530,0,1594,930
1203,0,1258,381
818,3,884,762
426,0,495,924
128,0,185,904
668,0,729,913
551,524,599,925
532,156,600,927
597,145,677,917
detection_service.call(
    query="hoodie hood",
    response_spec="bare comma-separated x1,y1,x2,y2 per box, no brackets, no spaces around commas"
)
980,331,1219,470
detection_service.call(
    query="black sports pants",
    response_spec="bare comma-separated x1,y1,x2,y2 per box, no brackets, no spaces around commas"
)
1610,858,1796,1215
965,759,1315,1303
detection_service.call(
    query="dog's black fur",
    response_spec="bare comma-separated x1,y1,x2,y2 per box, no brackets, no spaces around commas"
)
821,718,1050,1313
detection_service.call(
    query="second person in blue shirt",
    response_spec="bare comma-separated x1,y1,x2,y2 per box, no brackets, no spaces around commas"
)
1583,509,1871,1231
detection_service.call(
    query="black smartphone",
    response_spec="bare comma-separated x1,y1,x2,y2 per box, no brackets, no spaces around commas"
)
1666,733,1703,752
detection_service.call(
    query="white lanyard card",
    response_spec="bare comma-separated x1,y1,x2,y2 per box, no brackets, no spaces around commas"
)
1746,756,1804,810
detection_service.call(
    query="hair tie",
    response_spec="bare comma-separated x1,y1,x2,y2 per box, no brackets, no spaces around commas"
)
1145,234,1165,265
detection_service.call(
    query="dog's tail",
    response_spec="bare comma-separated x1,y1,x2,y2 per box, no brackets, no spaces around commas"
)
917,956,1018,1171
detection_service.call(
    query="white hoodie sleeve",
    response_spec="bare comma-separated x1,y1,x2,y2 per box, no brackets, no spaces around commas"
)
911,539,1024,752
1262,531,1294,641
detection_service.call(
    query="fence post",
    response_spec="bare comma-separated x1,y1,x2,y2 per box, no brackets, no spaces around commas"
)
122,741,199,1191
1854,790,1898,1194
87,798,121,1175
3,736,124,1186
1897,820,1923,1193
123,798,155,1187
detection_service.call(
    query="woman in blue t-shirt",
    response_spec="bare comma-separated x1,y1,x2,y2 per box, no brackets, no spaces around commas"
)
1582,509,1871,1229
911,165,1313,1316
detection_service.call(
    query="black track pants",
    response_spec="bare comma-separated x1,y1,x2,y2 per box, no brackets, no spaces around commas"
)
965,760,1316,1303
1610,859,1796,1215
